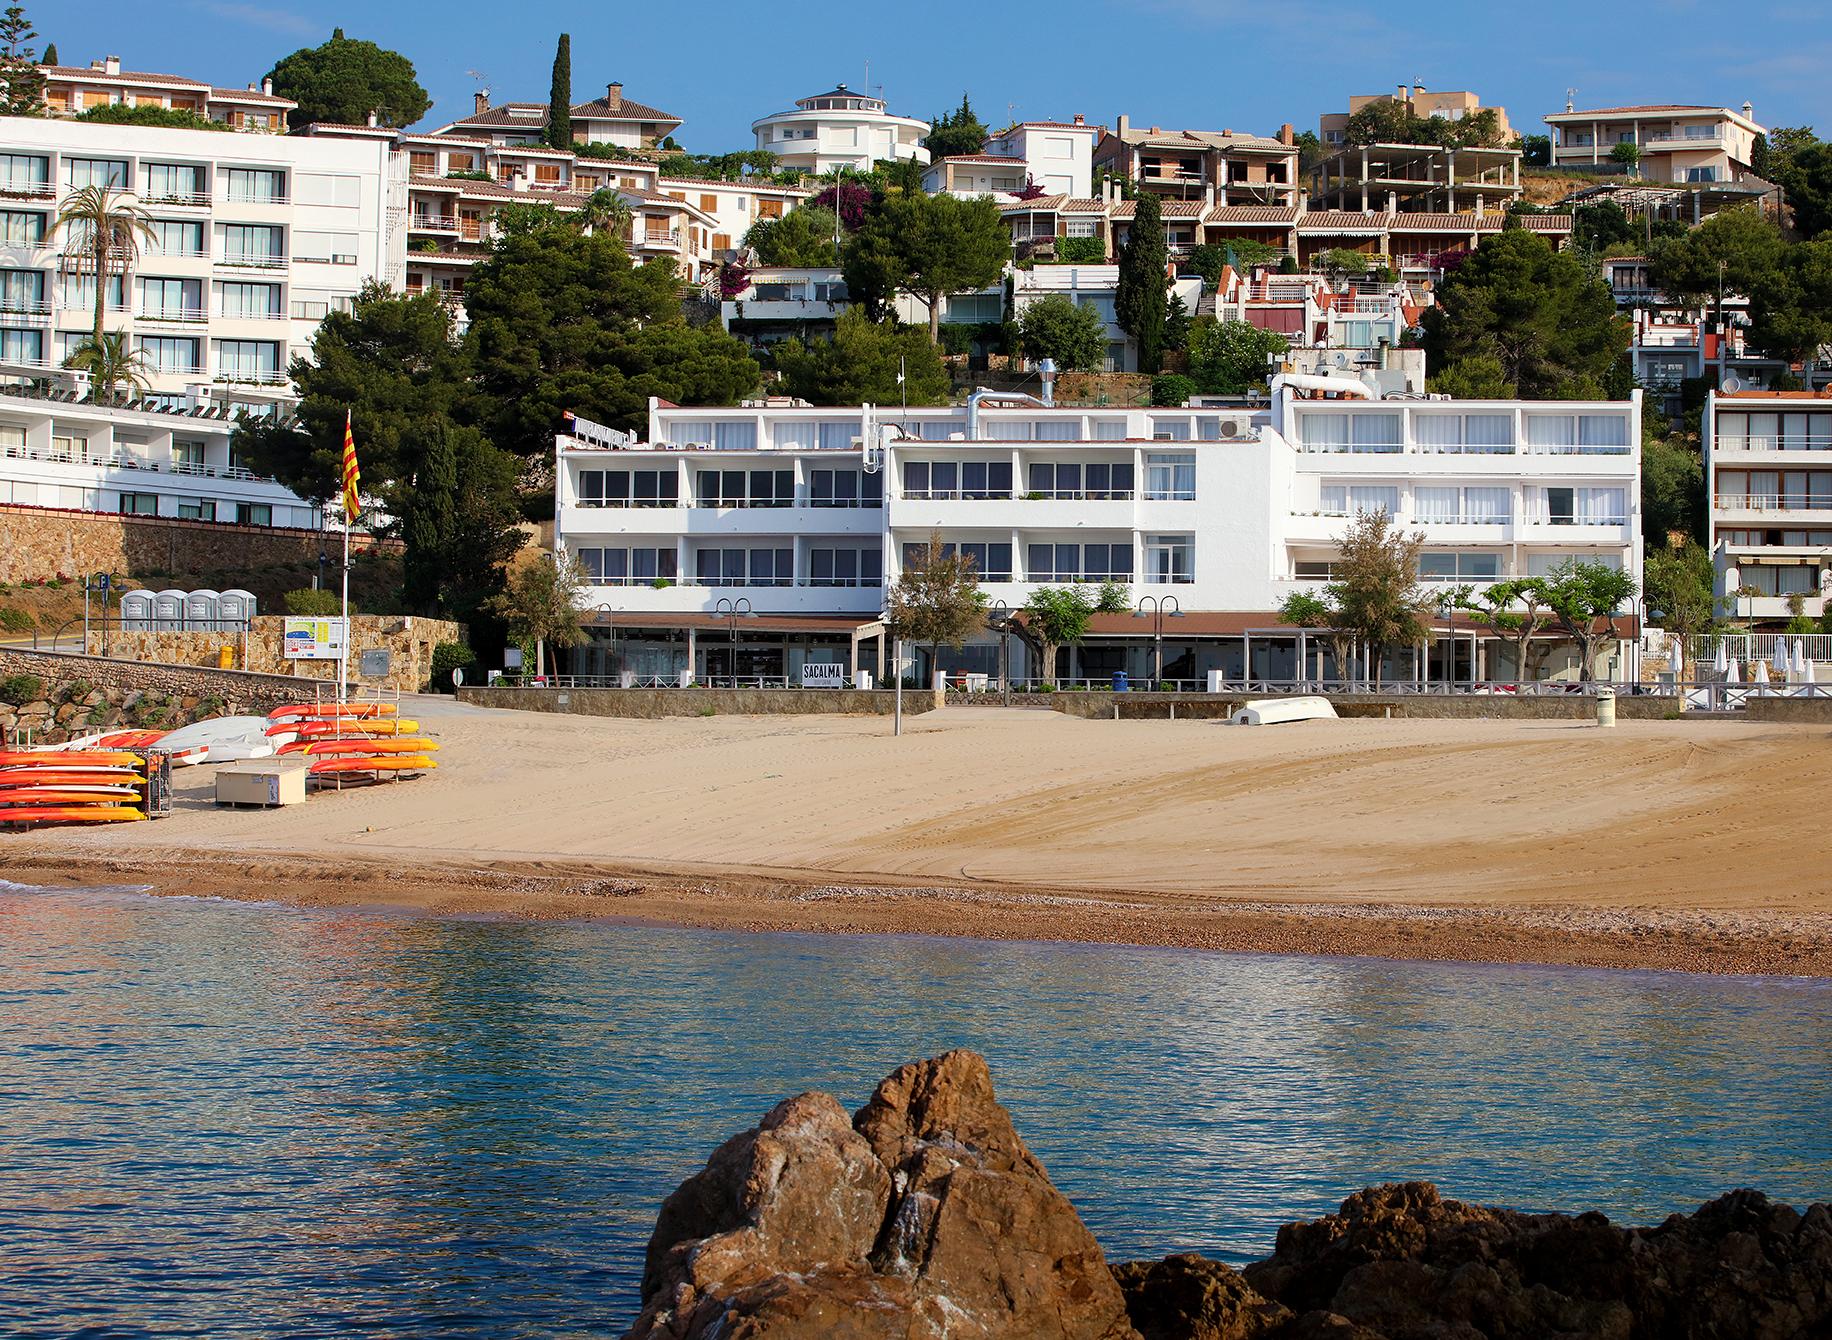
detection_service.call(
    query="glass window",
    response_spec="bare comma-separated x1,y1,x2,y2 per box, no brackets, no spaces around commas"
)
0,268,43,312
66,158,129,190
140,277,202,319
1350,413,1402,452
0,210,44,243
0,327,43,363
216,340,281,378
1413,486,1459,524
235,502,273,527
816,421,855,451
1298,413,1351,451
1092,419,1128,440
220,224,283,263
1577,414,1629,452
219,281,280,318
1033,419,1079,441
1150,417,1192,441
1144,534,1194,583
0,153,48,191
142,163,205,202
1465,487,1511,523
1145,452,1195,500
149,219,205,256
1525,414,1577,451
176,500,215,522
224,168,285,202
118,492,158,515
713,421,757,450
59,271,123,312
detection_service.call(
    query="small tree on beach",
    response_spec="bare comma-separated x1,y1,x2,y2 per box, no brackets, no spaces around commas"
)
1643,544,1718,680
1278,589,1357,684
489,551,587,678
885,533,988,678
1019,585,1122,685
1456,578,1555,683
1326,510,1431,683
1537,559,1637,683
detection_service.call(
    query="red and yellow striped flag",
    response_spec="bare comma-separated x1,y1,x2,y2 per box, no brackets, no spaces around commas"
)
340,409,360,524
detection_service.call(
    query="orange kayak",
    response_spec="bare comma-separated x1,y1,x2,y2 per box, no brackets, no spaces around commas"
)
0,788,143,804
269,703,397,721
0,768,144,787
302,739,439,757
0,750,146,768
266,719,419,739
308,755,435,775
96,731,166,748
0,805,145,823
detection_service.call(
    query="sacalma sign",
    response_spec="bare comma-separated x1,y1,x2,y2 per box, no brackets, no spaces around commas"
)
800,661,846,689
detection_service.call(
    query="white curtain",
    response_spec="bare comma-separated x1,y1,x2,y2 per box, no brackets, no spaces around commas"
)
1577,414,1629,451
1466,415,1513,452
1465,487,1511,523
1351,413,1403,452
1526,415,1576,451
1349,486,1399,515
1413,487,1459,523
773,422,817,449
1577,488,1625,523
1299,414,1350,451
1414,416,1463,452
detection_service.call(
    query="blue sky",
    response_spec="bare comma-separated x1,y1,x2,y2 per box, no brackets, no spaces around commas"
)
47,0,1829,148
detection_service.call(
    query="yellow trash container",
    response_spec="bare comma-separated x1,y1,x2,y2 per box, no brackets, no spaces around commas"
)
218,645,235,670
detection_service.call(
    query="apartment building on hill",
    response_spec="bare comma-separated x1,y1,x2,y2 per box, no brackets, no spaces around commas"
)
1092,117,1299,206
1705,389,1832,626
1544,103,1766,185
751,85,930,174
39,54,295,133
435,85,682,152
1319,87,1513,149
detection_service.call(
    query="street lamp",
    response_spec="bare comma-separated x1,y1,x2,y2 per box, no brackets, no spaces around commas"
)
714,596,752,686
1136,594,1181,686
986,600,1012,706
316,550,329,592
594,603,615,684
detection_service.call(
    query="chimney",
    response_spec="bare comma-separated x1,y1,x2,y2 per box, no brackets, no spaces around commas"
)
261,77,273,96
1150,125,1161,135
1073,114,1084,126
367,110,378,128
1414,83,1426,100
474,90,490,115
1386,190,1398,216
606,82,623,110
1742,100,1754,120
1279,123,1295,146
1117,113,1130,139
1475,197,1486,220
1398,83,1408,105
512,170,528,193
104,54,121,77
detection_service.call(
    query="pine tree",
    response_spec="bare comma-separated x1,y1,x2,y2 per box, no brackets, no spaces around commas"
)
0,5,45,115
545,34,571,149
1116,192,1168,372
40,40,54,66
401,421,459,613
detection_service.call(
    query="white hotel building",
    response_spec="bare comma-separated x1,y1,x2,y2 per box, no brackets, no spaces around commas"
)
1704,390,1832,625
554,384,1642,683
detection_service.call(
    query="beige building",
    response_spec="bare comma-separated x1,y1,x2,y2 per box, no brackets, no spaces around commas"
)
1544,103,1765,184
39,54,295,132
1320,87,1512,149
435,85,683,152
1093,117,1299,205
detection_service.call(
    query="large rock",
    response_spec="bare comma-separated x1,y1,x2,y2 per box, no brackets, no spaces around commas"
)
624,1050,1139,1340
1113,1253,1294,1339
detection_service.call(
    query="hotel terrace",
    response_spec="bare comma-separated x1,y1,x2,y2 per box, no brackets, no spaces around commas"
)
553,384,1642,686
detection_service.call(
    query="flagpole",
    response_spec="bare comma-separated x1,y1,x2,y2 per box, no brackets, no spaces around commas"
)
339,512,350,704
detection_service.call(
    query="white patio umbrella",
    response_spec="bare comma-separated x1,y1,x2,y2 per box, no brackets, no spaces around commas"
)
1726,656,1741,684
1753,657,1770,686
1772,639,1790,682
1800,639,1816,685
1714,641,1728,676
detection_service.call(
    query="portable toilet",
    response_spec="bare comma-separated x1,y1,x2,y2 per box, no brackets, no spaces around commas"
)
185,589,220,632
217,589,256,630
119,590,156,631
153,589,186,630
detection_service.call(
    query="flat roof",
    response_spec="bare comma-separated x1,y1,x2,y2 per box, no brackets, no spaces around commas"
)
581,612,882,635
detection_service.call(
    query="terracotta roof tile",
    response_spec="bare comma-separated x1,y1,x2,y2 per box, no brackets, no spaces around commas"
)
1205,205,1301,223
570,94,680,123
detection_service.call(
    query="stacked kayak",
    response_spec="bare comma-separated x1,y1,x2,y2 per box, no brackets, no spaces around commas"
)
0,750,148,825
263,703,437,782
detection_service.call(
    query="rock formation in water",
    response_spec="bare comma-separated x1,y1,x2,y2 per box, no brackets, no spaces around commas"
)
625,1048,1136,1339
625,1052,1832,1340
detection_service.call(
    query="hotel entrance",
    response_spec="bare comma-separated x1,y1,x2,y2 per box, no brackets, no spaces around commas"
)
699,644,787,684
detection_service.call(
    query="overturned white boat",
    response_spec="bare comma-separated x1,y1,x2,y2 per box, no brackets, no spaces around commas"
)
1230,696,1339,726
154,716,276,766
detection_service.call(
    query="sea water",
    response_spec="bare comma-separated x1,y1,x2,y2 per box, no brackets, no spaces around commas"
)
2,881,1829,1336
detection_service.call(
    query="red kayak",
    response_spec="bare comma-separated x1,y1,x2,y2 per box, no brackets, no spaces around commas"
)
309,755,435,775
0,805,144,824
269,703,396,721
0,750,146,768
0,768,144,787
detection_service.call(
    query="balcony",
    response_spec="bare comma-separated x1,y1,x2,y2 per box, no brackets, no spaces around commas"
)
0,181,55,201
137,306,208,325
1714,434,1832,456
141,191,211,209
1715,493,1832,520
219,191,291,207
634,229,683,251
215,253,288,271
411,214,460,234
213,368,289,387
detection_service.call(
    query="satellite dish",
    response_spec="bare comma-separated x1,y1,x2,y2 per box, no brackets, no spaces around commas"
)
1723,374,1744,391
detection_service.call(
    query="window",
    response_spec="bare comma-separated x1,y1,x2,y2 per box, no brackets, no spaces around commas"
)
0,153,48,191
809,547,883,587
59,271,123,313
1033,419,1080,441
224,168,285,202
1527,552,1623,576
142,162,204,202
946,293,1002,323
1144,534,1194,583
220,224,283,264
0,210,44,243
1092,419,1127,440
0,268,43,312
576,468,679,507
149,219,205,257
66,158,128,190
955,541,1013,580
173,441,206,469
138,336,200,374
1150,417,1192,441
1418,552,1501,581
1414,413,1514,453
1737,564,1817,596
177,500,215,522
576,546,678,584
219,281,281,318
217,340,281,380
1319,484,1399,516
1411,485,1510,524
235,503,273,527
694,547,792,587
118,492,158,516
812,279,848,303
1145,452,1194,500
695,468,792,508
0,327,43,363
140,277,202,320
1027,461,1087,498
291,231,358,264
1526,413,1630,454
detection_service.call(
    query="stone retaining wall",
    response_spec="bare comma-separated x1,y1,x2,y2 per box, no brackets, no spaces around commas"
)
1744,697,1832,724
92,615,463,694
0,647,321,744
1045,690,1684,721
456,685,944,719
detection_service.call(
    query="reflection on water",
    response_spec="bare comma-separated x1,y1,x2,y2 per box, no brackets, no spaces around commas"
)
1,883,1829,1337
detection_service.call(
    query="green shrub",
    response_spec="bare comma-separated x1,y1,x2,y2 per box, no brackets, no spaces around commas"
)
0,673,43,703
0,606,30,632
1053,235,1106,264
283,588,344,616
939,323,977,356
430,642,476,692
1278,255,1299,274
1151,373,1198,407
59,678,95,705
85,701,111,727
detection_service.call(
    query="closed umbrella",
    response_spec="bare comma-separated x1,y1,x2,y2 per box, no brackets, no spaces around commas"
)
1753,657,1770,686
1714,641,1728,676
1726,656,1741,685
1795,638,1811,685
1773,640,1790,682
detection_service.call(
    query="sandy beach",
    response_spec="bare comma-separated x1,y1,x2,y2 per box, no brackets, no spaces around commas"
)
10,699,1832,975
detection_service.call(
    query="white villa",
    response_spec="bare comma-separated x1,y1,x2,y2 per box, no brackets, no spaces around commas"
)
751,85,930,175
554,383,1642,684
1705,389,1832,626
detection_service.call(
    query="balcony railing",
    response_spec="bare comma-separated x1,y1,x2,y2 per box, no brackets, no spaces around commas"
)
1526,512,1632,526
213,368,288,386
0,181,55,200
1715,494,1832,512
141,191,211,208
0,298,51,316
216,253,288,270
0,443,265,482
138,306,208,324
412,215,460,232
145,246,210,260
636,229,682,248
1716,435,1832,453
220,191,291,206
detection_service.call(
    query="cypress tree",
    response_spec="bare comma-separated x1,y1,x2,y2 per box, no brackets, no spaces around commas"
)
42,41,55,65
1116,192,1168,373
546,34,571,149
401,421,458,614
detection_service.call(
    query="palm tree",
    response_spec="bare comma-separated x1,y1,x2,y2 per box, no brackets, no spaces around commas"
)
55,184,155,355
575,187,632,238
63,331,150,405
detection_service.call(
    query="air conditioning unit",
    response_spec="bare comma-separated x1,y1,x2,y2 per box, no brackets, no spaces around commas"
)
1217,417,1247,439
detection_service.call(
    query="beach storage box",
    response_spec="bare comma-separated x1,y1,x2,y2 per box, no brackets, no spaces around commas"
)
215,760,308,808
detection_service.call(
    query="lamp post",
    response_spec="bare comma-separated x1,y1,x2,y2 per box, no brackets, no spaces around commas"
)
1136,594,1181,686
316,550,329,592
987,600,1012,706
594,602,615,684
1623,594,1644,687
714,596,751,687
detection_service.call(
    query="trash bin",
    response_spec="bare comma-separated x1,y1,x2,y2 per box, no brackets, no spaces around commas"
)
1111,671,1130,692
1595,687,1616,728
